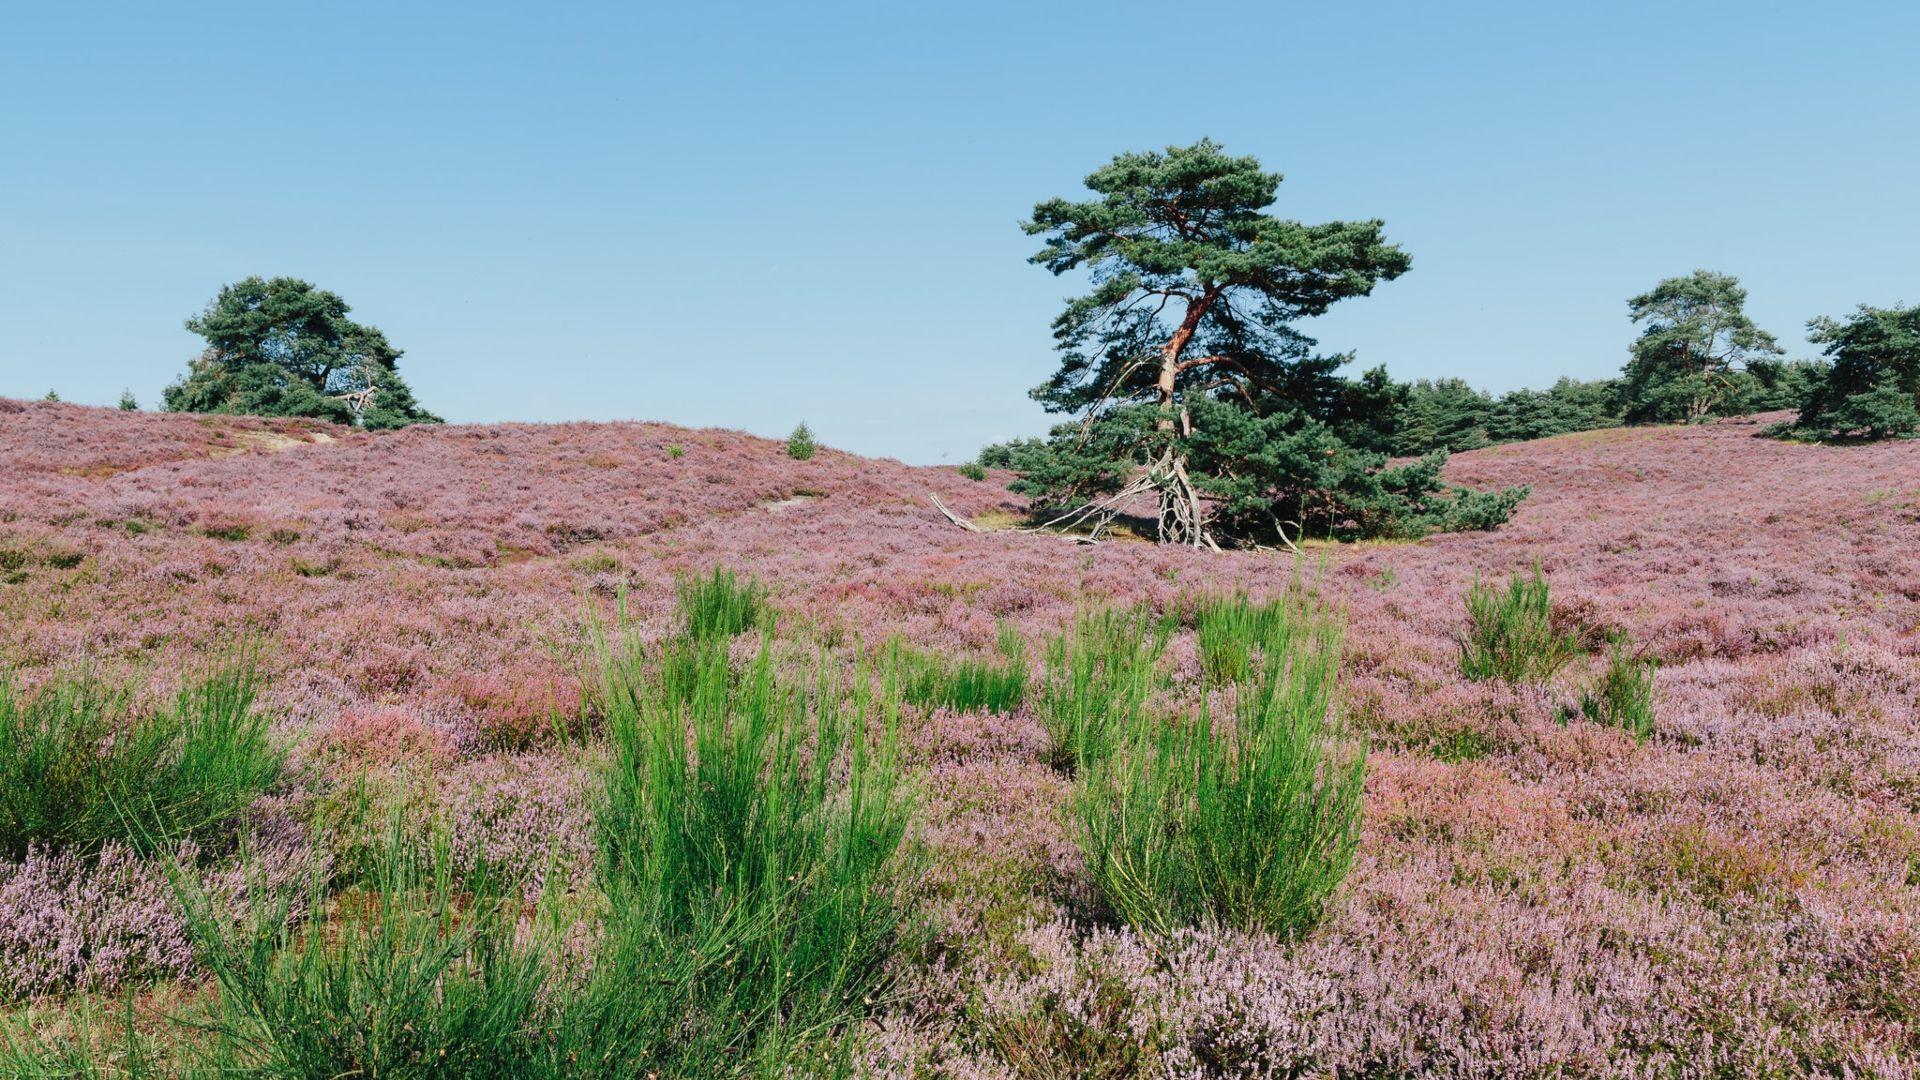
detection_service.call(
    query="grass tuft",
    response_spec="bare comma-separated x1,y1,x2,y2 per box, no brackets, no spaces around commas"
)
590,598,916,1071
1458,565,1581,684
888,624,1027,714
1580,635,1657,739
1079,589,1364,937
0,660,282,859
1038,607,1169,773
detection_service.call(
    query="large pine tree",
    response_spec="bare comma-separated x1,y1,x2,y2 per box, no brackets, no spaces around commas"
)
164,277,439,429
1005,140,1525,547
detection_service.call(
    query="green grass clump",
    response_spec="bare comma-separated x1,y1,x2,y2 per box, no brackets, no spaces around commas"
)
1079,590,1364,938
1579,635,1657,739
0,662,282,858
591,627,916,1071
1195,591,1304,686
172,830,551,1079
677,566,767,642
1458,566,1581,684
1038,607,1170,773
889,625,1027,714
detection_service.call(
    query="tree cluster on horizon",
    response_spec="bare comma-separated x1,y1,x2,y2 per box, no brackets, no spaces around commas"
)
981,142,1918,546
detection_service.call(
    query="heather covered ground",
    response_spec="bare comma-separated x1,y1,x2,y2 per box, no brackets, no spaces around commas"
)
3,397,1920,1076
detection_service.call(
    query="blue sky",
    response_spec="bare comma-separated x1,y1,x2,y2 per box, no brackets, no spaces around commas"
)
3,1,1915,463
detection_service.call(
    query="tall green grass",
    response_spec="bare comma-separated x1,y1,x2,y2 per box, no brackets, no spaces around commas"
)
1580,635,1657,739
0,661,282,858
1038,607,1170,773
591,614,916,1072
888,624,1026,714
170,828,551,1079
677,566,767,642
1079,591,1365,937
1458,566,1581,684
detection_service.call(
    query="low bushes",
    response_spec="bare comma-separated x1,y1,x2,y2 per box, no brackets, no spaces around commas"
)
0,662,282,859
889,625,1026,715
591,607,917,1071
1078,590,1366,937
1580,635,1658,739
1458,566,1581,684
1037,607,1169,773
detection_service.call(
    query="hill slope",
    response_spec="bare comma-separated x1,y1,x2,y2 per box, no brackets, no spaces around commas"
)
3,400,1920,1073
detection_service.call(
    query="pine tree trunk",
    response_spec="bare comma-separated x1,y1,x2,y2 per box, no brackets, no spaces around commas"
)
1155,292,1216,547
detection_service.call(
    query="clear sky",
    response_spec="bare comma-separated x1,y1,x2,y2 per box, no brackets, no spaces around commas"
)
3,1,1915,463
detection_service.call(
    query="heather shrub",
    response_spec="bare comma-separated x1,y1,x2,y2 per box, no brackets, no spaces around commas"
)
172,830,551,1079
677,566,767,642
786,421,817,461
1459,566,1582,684
1039,607,1169,773
1580,635,1657,739
888,625,1026,714
453,670,586,751
0,663,282,858
1079,590,1364,937
590,624,917,1070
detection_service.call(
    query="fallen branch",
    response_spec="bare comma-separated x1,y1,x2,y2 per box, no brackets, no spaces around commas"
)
927,494,983,532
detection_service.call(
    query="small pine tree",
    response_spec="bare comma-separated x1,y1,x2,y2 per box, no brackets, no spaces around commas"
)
118,390,139,411
42,390,60,402
786,422,816,461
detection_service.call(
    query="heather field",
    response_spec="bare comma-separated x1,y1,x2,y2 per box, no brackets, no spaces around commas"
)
4,396,1920,1076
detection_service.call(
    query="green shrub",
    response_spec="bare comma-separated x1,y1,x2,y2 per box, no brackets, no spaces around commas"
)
786,422,817,461
888,626,1027,714
1580,635,1657,739
117,390,139,412
0,662,282,858
172,830,551,1079
957,461,988,482
676,566,766,643
1079,589,1363,937
1459,566,1581,684
665,443,684,459
590,628,916,1070
1039,607,1169,773
1194,591,1292,686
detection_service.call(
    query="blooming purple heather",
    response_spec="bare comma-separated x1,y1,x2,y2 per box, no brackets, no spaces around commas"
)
3,399,1920,1073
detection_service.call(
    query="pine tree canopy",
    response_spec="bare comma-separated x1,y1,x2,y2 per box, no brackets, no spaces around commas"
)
1003,139,1526,546
163,276,440,429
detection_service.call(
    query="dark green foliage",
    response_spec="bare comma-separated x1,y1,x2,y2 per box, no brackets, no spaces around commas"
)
172,833,551,1079
1621,271,1782,424
1745,357,1828,413
593,626,915,1071
786,422,817,460
1079,589,1364,936
1580,636,1657,740
889,627,1027,714
163,276,439,429
1788,304,1920,441
1459,567,1582,684
1038,607,1170,772
957,461,988,481
1013,139,1496,547
0,663,282,858
43,390,60,402
116,390,138,411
